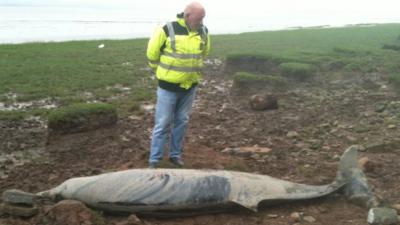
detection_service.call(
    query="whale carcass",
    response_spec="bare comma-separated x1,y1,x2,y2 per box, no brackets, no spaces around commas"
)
4,146,376,216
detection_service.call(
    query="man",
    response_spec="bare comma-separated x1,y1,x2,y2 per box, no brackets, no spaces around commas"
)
146,2,210,168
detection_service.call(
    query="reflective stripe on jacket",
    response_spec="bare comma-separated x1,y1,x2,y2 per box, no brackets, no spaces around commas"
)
147,13,211,90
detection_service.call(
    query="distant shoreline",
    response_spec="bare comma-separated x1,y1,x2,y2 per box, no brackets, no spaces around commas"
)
1,22,398,45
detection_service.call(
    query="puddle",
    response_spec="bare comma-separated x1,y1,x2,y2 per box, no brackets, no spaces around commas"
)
204,58,223,66
0,94,57,111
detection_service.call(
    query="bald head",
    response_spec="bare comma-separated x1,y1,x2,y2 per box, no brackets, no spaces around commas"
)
184,2,206,31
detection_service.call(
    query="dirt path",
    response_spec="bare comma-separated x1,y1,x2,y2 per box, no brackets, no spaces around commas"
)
1,63,400,225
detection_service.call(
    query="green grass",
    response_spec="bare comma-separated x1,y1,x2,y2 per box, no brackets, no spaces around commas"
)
279,62,316,81
1,23,400,120
233,72,286,84
388,74,400,88
213,24,400,74
0,39,151,102
47,102,117,132
0,108,48,121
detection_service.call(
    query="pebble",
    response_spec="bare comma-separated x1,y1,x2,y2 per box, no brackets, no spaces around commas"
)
267,214,279,218
287,131,299,138
358,157,375,173
290,212,303,222
346,135,358,143
114,214,143,225
249,94,278,111
391,204,400,214
303,215,316,223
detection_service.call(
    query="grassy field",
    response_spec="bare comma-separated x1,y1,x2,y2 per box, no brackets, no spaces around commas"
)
1,23,400,119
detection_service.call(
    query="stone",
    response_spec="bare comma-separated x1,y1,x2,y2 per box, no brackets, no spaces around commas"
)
221,147,239,155
346,135,358,143
388,124,396,129
290,212,303,222
390,204,400,214
0,203,38,217
249,94,278,111
367,208,398,225
221,147,272,157
303,216,316,223
114,214,143,225
267,214,279,218
358,157,376,173
2,189,36,206
287,131,299,138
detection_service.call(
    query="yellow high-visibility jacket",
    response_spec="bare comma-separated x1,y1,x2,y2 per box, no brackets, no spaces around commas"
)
147,13,211,91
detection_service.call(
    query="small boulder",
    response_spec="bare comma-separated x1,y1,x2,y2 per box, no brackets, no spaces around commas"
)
358,157,377,173
114,214,143,225
249,94,278,111
290,212,303,222
287,131,299,138
303,215,316,223
367,208,398,225
391,204,400,214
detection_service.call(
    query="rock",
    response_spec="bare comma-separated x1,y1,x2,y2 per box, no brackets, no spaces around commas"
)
358,145,367,152
221,147,239,155
316,206,328,213
2,189,36,206
0,203,38,217
346,135,358,143
221,147,272,157
303,215,316,223
388,124,396,129
367,208,398,225
114,214,143,225
358,157,376,173
290,212,303,222
390,204,400,214
319,123,331,129
36,200,105,225
287,131,299,138
267,214,279,218
250,153,261,160
249,94,278,111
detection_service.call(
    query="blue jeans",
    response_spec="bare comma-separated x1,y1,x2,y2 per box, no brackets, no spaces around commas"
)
149,87,197,163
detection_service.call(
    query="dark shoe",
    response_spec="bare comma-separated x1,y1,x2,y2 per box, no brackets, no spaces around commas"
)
169,158,184,167
148,162,158,169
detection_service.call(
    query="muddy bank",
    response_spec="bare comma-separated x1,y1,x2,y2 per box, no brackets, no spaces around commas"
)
1,58,400,224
